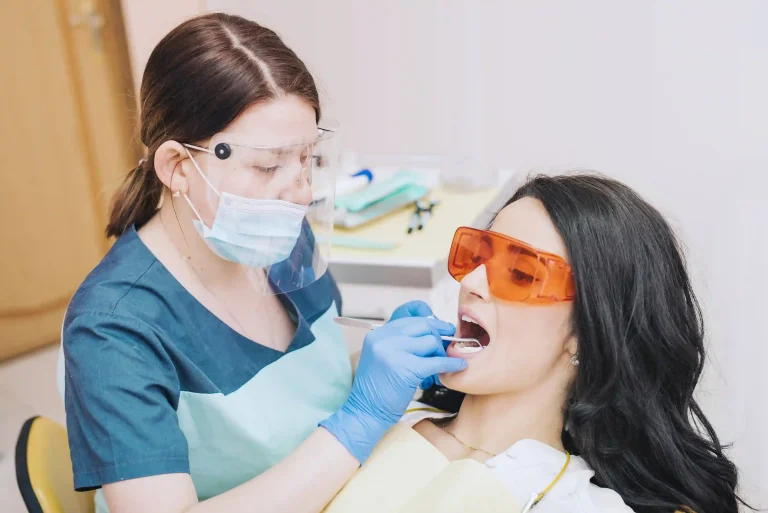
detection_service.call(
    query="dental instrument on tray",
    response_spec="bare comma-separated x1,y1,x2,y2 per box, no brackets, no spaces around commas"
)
333,317,483,350
416,199,439,231
405,198,440,234
407,208,420,234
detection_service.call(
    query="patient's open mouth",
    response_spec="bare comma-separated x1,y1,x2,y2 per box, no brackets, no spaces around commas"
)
458,314,491,348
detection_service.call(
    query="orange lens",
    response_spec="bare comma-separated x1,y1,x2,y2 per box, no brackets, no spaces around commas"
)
448,227,575,303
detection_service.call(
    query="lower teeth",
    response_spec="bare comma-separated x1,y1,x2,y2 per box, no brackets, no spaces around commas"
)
456,345,483,354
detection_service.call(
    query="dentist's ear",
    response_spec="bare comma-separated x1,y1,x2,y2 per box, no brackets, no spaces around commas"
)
154,141,192,195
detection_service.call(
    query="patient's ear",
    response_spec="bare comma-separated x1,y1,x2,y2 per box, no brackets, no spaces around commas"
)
564,336,578,360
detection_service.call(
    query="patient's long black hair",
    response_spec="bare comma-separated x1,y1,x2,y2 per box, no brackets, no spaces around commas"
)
422,174,751,513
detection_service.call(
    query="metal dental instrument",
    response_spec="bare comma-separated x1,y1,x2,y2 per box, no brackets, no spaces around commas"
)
333,317,483,348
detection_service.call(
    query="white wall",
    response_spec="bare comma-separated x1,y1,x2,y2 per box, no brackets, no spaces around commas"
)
121,0,206,94
131,1,767,505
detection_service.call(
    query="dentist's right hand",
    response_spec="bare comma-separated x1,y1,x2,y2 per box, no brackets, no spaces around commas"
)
320,316,467,463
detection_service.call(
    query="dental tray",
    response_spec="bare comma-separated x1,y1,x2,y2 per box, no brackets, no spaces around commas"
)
334,183,429,229
335,171,424,213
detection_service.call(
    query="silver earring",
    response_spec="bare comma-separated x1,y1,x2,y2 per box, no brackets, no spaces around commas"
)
570,354,580,366
172,190,180,198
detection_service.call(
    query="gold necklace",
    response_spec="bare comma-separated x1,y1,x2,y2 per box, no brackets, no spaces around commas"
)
430,418,571,511
434,421,497,456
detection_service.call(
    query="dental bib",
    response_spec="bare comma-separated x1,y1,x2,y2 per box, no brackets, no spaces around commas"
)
323,424,521,513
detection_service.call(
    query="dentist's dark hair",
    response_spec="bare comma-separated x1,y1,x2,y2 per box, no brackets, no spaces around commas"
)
422,174,752,513
106,13,320,238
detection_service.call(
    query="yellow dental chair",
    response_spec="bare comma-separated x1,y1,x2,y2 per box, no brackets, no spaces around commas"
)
15,416,94,513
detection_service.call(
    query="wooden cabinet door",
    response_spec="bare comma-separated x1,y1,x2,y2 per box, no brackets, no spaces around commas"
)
0,0,138,360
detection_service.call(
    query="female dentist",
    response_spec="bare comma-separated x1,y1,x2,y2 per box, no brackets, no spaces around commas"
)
60,13,466,513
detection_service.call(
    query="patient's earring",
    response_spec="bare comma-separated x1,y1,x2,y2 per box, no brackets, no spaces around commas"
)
172,190,180,198
570,353,580,366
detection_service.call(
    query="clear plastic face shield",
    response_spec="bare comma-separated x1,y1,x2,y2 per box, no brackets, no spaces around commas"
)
175,127,338,295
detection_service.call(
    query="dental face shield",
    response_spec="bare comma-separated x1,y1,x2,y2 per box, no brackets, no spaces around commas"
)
175,127,338,295
448,227,576,303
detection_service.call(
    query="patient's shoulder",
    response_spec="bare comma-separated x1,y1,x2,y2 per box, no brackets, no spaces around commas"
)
396,405,635,512
487,442,634,512
578,481,635,512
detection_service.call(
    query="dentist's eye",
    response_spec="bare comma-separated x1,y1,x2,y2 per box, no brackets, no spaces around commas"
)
256,166,279,173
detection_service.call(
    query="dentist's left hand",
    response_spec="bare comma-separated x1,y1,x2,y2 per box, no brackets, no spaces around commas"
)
321,309,466,463
388,300,435,321
389,301,449,390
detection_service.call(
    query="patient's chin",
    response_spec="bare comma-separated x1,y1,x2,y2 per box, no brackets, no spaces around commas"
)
438,369,481,394
438,362,512,396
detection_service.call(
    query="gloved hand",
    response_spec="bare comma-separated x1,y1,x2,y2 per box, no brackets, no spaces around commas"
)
388,301,449,390
321,314,467,463
389,300,435,321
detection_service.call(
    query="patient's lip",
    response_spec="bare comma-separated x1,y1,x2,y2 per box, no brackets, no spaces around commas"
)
446,340,484,359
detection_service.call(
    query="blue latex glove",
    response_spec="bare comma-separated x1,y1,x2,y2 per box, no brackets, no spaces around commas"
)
389,301,448,390
389,300,435,321
321,314,467,463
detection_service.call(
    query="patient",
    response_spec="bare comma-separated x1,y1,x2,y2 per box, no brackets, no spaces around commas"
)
325,174,749,513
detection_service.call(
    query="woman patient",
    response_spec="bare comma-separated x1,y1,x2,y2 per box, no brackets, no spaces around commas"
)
324,174,748,513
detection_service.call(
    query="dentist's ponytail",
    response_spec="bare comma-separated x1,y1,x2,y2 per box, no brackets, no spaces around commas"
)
107,158,161,238
106,13,320,238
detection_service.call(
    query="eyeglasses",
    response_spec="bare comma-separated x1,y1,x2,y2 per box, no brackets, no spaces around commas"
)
181,128,337,197
448,226,576,303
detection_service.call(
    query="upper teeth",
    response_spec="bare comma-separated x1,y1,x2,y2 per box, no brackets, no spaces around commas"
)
461,314,478,324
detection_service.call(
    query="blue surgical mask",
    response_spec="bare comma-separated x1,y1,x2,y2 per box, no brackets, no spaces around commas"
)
182,149,308,268
188,194,307,268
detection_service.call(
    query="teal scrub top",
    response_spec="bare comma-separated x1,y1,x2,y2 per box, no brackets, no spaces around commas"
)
61,225,352,508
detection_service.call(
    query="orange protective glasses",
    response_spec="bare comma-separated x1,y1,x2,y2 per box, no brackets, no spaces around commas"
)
448,226,576,303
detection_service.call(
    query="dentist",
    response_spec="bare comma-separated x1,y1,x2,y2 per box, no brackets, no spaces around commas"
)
61,13,465,513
